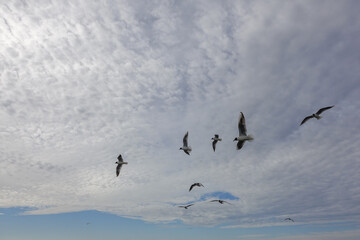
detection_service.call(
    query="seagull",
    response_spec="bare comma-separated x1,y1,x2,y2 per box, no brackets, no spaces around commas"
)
179,131,192,155
211,134,222,152
115,154,128,177
209,200,232,205
283,218,295,222
189,183,204,192
178,204,194,209
233,112,254,150
300,105,334,125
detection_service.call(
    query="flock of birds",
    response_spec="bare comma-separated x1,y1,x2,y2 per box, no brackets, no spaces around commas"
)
115,105,334,223
179,111,255,155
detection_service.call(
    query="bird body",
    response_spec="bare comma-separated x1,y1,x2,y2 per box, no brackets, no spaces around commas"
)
180,146,192,155
115,154,128,177
189,183,204,191
180,131,192,155
300,106,334,125
234,135,254,141
312,113,322,120
211,134,222,152
234,112,254,150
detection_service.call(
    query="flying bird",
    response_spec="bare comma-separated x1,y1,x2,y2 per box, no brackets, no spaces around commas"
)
300,105,334,125
233,112,254,150
283,218,295,222
115,154,128,177
211,134,222,152
209,200,232,205
178,204,194,209
189,183,204,192
179,131,192,155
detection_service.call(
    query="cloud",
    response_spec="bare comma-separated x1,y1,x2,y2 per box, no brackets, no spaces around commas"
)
0,0,359,229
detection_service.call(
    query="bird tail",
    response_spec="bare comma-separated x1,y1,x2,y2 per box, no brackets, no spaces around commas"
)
247,134,254,141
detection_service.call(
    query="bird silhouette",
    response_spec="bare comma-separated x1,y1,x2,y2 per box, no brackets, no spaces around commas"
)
209,199,232,205
115,154,128,177
300,106,334,125
233,112,254,150
211,134,222,152
179,131,192,155
189,183,204,192
283,217,294,222
178,204,194,209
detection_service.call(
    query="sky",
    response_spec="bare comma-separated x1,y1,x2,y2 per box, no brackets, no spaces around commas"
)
0,0,360,239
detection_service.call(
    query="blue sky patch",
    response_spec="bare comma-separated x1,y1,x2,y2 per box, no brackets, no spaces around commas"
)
199,192,239,201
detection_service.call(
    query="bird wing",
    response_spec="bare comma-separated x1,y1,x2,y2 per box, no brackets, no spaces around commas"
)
117,154,123,162
189,184,195,191
209,200,218,202
212,140,217,152
300,115,313,125
116,164,122,177
316,105,334,115
237,140,245,150
184,150,190,155
238,112,247,136
183,131,188,147
187,204,194,207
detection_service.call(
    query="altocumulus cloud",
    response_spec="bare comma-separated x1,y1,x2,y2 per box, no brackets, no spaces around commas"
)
0,0,360,227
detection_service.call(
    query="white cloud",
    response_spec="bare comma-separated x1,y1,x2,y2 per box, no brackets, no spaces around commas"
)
0,0,359,229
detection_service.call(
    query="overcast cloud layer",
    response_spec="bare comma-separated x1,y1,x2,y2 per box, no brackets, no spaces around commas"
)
0,0,359,228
